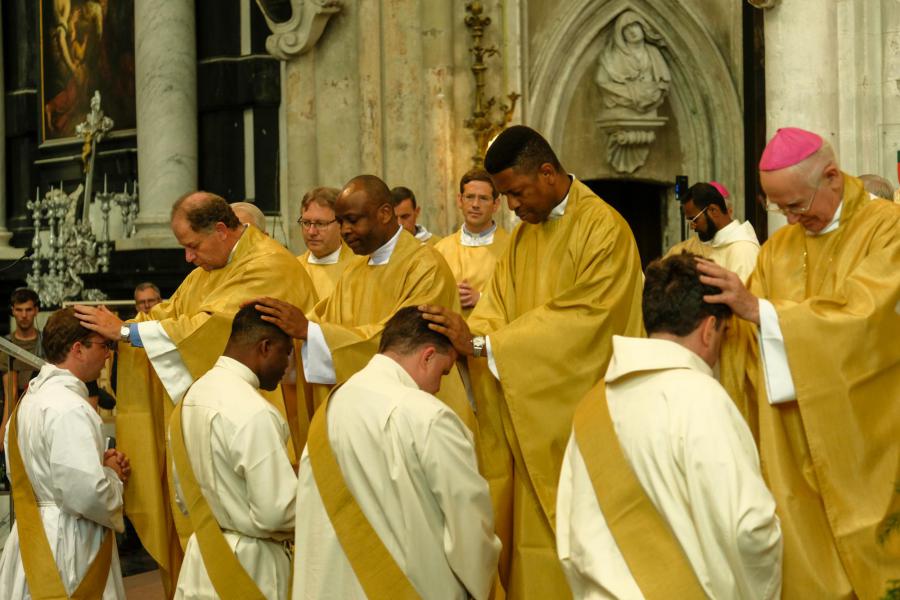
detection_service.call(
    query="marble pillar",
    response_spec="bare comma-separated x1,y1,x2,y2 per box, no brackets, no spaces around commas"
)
0,9,24,259
762,0,839,235
121,0,198,250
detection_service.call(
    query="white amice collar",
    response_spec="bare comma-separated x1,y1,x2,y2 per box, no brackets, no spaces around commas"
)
460,222,497,247
308,245,342,265
369,225,403,266
548,175,575,221
808,201,843,237
414,224,433,241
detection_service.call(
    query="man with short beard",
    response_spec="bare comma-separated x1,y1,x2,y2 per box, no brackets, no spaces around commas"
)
665,182,759,283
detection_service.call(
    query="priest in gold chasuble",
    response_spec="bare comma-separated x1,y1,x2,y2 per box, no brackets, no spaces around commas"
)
699,127,900,600
421,126,645,599
76,193,317,596
251,175,475,433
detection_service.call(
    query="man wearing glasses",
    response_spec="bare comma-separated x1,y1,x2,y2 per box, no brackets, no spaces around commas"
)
297,187,353,300
698,127,900,599
666,182,759,283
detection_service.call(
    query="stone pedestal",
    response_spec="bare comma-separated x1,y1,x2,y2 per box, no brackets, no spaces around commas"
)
121,0,198,250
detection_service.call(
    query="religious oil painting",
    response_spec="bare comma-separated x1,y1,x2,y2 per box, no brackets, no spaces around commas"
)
39,0,136,143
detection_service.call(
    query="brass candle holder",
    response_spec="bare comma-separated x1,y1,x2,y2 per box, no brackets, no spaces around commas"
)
463,1,519,166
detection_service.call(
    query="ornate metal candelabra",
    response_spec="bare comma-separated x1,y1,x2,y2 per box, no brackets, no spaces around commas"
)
463,1,519,166
25,92,140,307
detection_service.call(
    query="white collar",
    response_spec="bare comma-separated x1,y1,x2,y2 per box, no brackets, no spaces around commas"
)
215,355,260,389
368,225,403,266
460,222,497,247
808,201,843,237
307,244,342,265
548,176,574,221
706,220,759,248
414,224,433,241
226,224,249,265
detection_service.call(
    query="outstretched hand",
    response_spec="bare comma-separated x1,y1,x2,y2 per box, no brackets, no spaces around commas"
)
418,305,474,357
246,297,309,340
695,258,761,324
74,305,123,340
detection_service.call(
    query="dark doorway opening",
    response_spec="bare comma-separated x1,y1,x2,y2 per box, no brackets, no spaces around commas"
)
584,179,667,269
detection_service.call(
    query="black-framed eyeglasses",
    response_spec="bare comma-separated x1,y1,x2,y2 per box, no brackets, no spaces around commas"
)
297,219,337,230
81,338,116,351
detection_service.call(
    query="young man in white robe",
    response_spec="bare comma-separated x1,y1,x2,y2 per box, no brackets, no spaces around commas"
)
172,304,297,600
292,306,501,599
0,307,130,599
666,182,760,282
556,253,782,599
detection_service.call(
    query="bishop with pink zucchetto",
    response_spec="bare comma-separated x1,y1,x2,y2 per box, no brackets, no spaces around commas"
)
696,126,900,599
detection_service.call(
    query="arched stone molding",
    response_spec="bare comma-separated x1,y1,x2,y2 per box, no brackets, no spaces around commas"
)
528,0,745,218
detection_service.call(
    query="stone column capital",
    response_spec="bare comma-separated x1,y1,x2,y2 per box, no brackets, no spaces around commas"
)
255,0,342,61
748,0,780,8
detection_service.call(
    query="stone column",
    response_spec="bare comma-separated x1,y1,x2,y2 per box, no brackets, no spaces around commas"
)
0,9,23,259
761,0,839,235
120,0,198,249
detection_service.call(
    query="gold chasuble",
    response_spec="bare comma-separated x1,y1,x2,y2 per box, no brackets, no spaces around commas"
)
467,179,644,598
117,224,317,595
311,229,475,431
741,174,900,599
298,242,354,299
435,227,510,318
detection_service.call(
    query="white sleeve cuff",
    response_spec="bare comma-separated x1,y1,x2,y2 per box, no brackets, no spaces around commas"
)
485,336,500,381
137,321,194,404
758,299,797,405
301,322,337,384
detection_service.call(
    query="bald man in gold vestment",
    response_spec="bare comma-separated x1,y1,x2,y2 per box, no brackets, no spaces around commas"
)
700,128,900,600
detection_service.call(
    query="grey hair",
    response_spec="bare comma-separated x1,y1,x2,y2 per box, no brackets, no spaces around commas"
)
859,174,895,200
783,140,838,187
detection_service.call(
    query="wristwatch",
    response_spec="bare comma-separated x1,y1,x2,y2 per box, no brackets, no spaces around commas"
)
471,335,486,358
120,324,131,342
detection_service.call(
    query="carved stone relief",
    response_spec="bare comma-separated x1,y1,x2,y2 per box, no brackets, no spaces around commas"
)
255,0,341,61
595,10,671,174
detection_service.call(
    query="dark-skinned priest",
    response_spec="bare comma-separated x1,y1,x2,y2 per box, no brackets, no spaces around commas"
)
421,125,644,599
251,174,475,434
74,192,317,595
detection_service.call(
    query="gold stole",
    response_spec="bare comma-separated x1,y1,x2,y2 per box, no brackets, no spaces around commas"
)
169,402,267,600
8,407,113,600
572,382,706,600
306,393,421,599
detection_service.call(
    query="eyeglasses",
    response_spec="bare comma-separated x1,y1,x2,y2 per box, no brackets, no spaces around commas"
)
81,338,116,351
297,219,337,230
765,179,821,216
685,206,708,225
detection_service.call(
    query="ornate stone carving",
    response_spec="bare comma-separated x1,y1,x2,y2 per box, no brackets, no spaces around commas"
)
595,10,671,174
747,0,780,9
255,0,342,61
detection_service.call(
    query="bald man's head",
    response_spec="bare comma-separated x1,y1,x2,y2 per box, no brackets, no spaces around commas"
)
336,175,399,255
230,201,268,234
171,191,245,271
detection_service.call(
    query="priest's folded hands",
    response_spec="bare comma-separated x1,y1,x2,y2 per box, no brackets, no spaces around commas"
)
245,296,310,340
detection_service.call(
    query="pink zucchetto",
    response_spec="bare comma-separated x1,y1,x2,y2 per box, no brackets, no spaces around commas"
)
758,127,823,171
709,181,729,199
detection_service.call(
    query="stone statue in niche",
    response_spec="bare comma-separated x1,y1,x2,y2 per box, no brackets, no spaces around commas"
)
596,11,671,114
595,11,671,174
